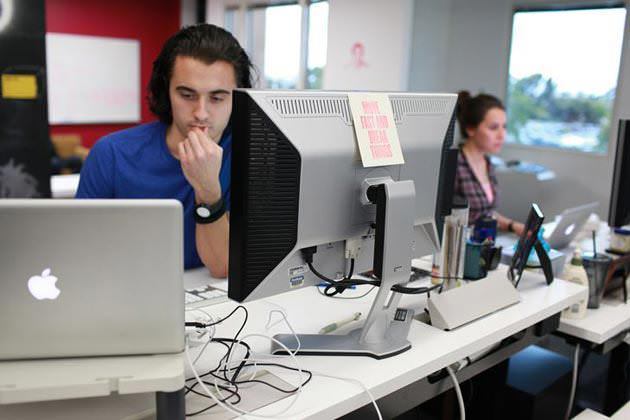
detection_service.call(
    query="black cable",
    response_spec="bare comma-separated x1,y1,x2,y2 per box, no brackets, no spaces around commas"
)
185,382,239,400
220,307,250,383
185,339,251,383
231,363,314,393
185,304,249,329
184,306,315,417
185,321,208,328
188,361,314,416
309,259,381,296
347,258,355,280
308,262,333,283
236,378,308,394
323,277,381,295
185,382,241,417
311,257,462,297
391,283,442,295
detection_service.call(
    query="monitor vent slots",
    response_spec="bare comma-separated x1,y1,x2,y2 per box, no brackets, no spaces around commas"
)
267,96,450,125
390,96,450,121
231,98,301,299
267,96,353,124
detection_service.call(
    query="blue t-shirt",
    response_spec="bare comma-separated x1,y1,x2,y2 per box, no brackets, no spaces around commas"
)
76,121,231,269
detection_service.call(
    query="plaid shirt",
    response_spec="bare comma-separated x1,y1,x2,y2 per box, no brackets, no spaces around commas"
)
453,149,499,226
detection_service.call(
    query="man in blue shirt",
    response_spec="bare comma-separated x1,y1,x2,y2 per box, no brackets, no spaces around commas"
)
76,24,254,276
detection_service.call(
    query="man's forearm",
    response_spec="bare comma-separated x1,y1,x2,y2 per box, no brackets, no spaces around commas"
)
196,214,229,278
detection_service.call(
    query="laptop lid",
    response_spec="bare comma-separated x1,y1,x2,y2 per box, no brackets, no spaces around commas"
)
0,199,184,360
546,202,599,249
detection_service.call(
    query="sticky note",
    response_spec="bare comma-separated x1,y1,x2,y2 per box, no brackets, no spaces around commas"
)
1,74,38,99
348,93,404,168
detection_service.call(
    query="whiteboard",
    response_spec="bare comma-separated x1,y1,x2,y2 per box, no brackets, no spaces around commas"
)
46,33,141,124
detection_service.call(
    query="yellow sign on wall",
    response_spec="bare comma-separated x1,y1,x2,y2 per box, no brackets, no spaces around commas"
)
1,74,38,99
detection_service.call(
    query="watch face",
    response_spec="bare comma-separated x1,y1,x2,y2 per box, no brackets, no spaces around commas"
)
196,206,211,218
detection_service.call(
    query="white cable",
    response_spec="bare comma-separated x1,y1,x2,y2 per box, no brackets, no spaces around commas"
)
261,300,291,329
307,370,383,420
565,343,580,420
186,306,307,418
219,333,304,413
263,309,302,352
185,334,306,419
446,366,465,420
185,307,217,364
185,307,382,420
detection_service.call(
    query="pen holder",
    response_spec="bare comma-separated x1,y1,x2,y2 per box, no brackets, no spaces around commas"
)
464,241,487,280
463,241,502,280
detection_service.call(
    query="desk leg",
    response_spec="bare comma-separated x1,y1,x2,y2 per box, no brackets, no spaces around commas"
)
156,388,185,420
604,343,630,416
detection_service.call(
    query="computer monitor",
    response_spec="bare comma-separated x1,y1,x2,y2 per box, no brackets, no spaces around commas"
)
228,90,457,358
608,119,630,228
507,203,553,287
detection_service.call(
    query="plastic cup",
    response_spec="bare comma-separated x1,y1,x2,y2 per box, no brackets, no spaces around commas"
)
582,253,612,309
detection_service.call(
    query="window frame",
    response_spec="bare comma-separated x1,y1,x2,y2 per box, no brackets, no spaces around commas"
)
504,2,628,156
223,0,326,89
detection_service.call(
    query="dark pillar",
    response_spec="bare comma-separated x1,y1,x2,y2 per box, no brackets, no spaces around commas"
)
0,0,52,198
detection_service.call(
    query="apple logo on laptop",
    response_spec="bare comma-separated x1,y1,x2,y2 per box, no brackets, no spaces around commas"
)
564,223,576,236
27,268,60,300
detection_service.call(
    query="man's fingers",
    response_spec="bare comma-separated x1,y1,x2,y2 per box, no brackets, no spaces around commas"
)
187,130,206,158
178,142,187,164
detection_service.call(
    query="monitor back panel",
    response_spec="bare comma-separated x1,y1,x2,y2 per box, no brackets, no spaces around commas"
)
0,199,184,360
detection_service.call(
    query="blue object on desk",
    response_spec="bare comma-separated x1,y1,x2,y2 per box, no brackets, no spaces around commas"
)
513,227,550,265
472,217,497,243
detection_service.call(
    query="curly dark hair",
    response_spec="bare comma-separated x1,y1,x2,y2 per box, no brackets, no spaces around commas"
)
456,91,504,139
148,24,254,124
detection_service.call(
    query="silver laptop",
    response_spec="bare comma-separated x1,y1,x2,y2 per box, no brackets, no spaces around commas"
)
0,199,184,360
545,202,598,249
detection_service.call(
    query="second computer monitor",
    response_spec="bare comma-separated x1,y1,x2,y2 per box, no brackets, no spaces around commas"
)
609,119,630,228
228,90,457,302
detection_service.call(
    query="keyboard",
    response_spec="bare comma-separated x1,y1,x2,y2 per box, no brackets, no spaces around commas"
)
185,285,228,308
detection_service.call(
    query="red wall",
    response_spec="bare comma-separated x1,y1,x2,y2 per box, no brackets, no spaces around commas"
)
46,0,181,147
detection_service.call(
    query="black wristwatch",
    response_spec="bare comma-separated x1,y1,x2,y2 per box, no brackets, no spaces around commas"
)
194,198,226,224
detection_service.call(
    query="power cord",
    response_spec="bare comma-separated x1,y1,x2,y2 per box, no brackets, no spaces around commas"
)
317,284,377,299
565,343,580,420
184,305,309,418
184,300,383,419
446,366,465,420
303,245,464,298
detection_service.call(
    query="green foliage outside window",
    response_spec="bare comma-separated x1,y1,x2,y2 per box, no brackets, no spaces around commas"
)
507,74,613,153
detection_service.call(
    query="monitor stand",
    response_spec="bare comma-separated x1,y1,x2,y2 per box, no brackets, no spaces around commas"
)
272,179,417,359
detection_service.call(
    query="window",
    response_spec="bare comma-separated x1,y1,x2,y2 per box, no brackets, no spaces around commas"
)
306,1,328,89
224,0,328,89
506,6,626,153
264,4,302,88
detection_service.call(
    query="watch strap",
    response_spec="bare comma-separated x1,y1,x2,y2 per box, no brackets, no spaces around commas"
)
195,198,226,224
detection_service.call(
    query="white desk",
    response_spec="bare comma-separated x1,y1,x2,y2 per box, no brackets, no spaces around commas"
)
187,264,585,419
0,266,584,419
0,353,185,419
557,221,630,347
555,221,630,416
559,298,630,345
